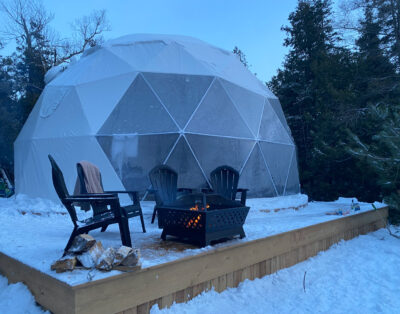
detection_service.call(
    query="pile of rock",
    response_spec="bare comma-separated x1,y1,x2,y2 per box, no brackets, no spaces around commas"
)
51,234,140,273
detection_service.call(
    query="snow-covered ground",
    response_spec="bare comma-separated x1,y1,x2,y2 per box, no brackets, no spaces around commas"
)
1,225,398,314
0,276,48,314
151,226,400,314
0,194,384,285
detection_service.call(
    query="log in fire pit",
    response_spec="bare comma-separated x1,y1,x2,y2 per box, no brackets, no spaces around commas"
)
158,193,250,247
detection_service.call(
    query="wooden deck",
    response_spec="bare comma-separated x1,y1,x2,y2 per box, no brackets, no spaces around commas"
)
0,206,388,314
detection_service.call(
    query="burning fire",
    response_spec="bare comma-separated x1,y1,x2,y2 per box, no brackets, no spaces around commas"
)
189,204,210,211
186,214,201,228
186,203,209,228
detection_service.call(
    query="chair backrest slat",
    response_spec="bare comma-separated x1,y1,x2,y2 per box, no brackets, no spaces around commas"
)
48,155,78,223
149,165,178,206
210,165,239,201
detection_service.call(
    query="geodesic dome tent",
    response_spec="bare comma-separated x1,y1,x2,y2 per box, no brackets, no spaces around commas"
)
14,34,300,201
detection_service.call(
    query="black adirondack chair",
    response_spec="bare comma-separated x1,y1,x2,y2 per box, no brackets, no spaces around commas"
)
205,165,248,205
76,162,146,233
148,165,192,225
48,155,132,255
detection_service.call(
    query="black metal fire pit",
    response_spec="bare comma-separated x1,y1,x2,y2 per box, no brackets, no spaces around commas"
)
157,193,250,247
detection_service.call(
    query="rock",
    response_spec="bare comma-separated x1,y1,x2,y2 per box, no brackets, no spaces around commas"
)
120,248,141,267
51,256,77,273
96,247,116,271
68,234,96,254
77,241,104,268
113,246,133,266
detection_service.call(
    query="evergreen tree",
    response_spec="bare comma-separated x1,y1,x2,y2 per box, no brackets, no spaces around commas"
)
374,0,400,70
0,55,20,173
349,105,400,221
348,2,400,218
355,2,398,112
269,0,374,201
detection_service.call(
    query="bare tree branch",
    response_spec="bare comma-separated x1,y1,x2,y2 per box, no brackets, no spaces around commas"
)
57,9,110,64
0,1,109,67
0,0,53,44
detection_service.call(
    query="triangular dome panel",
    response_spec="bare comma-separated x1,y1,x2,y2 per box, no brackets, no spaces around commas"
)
106,41,166,71
221,79,265,137
33,87,92,139
165,136,207,188
51,48,135,86
239,143,277,197
144,42,213,76
284,151,301,195
185,79,253,138
97,133,179,190
220,56,275,98
182,42,232,77
76,72,138,133
99,74,179,135
143,72,213,129
258,100,293,144
259,142,294,195
186,133,255,178
266,98,292,134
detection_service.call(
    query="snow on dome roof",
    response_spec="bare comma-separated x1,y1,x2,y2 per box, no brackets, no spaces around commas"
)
53,33,275,99
103,33,211,47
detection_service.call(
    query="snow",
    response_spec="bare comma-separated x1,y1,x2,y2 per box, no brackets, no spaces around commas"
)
0,194,385,285
1,224,398,314
151,226,400,314
44,65,64,84
0,275,48,314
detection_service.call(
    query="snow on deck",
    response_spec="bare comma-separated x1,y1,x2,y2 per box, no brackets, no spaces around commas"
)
0,194,384,285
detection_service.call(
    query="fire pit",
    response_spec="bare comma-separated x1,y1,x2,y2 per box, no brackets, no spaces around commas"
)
158,193,250,247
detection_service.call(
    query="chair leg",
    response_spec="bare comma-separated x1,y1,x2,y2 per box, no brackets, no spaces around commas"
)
118,216,132,247
151,207,157,224
139,209,146,233
101,225,108,232
63,228,79,257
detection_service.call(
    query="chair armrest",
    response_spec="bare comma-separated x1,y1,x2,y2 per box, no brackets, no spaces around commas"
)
236,188,248,206
65,196,123,217
73,193,116,198
177,188,193,192
65,196,118,203
104,190,140,204
104,190,139,194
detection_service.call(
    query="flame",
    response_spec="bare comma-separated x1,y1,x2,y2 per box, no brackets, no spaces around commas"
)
186,203,209,228
186,214,202,228
190,204,199,211
189,204,210,211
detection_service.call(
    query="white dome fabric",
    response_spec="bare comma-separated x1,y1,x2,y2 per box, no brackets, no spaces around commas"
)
14,34,300,200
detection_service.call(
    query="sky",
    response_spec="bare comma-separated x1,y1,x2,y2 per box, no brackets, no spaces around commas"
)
2,0,299,82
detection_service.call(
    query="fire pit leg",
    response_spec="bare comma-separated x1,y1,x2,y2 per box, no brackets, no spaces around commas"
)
239,227,245,239
202,238,210,247
161,229,167,241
